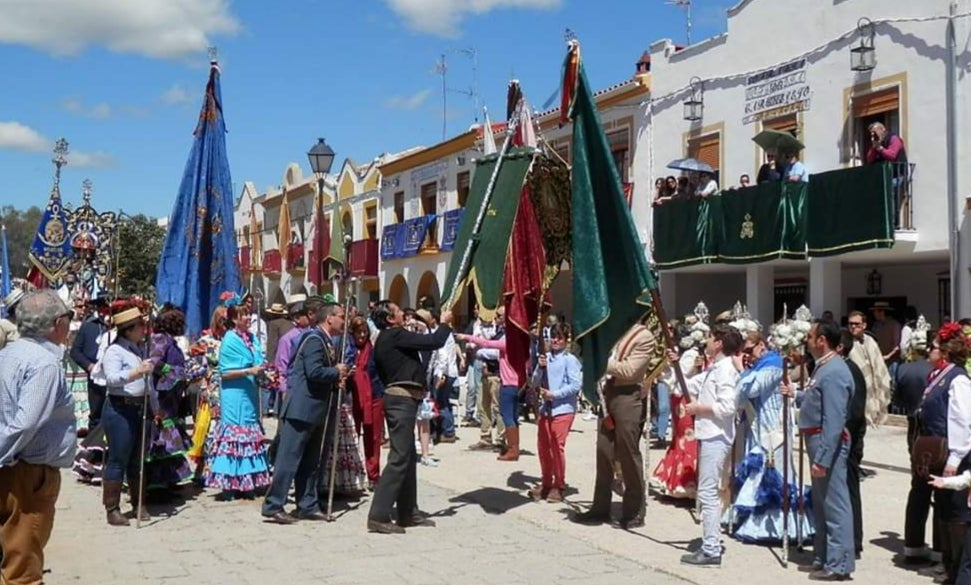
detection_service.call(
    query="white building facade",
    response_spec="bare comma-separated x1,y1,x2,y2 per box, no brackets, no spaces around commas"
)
638,0,971,326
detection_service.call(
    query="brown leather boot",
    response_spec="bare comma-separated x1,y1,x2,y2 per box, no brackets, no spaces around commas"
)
103,481,130,526
497,426,520,461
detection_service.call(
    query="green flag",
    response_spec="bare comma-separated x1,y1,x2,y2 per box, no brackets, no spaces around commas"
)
564,46,660,403
441,147,534,313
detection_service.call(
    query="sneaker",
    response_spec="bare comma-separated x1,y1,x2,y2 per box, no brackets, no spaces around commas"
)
420,456,439,467
582,412,598,421
439,435,458,444
680,550,721,568
468,440,494,451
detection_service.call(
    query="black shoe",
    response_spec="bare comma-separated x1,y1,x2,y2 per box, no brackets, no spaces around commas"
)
367,519,405,534
398,511,436,528
808,569,851,581
572,510,610,525
680,550,721,568
295,509,329,521
263,511,298,525
617,517,645,530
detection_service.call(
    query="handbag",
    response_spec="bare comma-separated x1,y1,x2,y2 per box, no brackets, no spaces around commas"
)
911,435,948,479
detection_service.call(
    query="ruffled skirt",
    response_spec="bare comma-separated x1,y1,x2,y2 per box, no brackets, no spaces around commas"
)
650,393,698,499
205,387,270,492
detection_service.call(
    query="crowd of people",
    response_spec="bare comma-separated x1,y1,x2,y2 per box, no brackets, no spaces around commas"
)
1,280,969,584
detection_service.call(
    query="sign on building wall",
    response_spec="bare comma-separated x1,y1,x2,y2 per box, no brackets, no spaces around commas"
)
743,59,811,125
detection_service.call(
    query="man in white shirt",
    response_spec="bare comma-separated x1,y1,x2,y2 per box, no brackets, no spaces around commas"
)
679,323,743,568
426,309,458,443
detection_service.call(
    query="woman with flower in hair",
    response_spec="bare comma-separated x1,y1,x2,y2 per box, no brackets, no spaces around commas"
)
186,304,228,483
205,293,271,499
908,322,971,581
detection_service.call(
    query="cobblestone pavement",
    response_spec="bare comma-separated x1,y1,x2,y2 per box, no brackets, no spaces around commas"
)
45,417,923,585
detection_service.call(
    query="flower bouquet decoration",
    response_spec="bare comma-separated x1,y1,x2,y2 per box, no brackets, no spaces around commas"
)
728,300,761,338
908,315,931,359
769,304,813,355
679,301,710,350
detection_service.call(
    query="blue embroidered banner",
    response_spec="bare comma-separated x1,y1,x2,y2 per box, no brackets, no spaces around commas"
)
380,224,402,260
28,189,74,281
439,208,465,251
401,215,433,257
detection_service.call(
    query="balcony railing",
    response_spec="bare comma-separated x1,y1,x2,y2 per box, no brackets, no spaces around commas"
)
349,239,379,277
262,249,282,274
891,162,916,231
286,242,305,270
238,246,251,271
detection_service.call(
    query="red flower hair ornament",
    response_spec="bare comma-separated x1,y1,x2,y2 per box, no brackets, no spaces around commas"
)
937,322,968,344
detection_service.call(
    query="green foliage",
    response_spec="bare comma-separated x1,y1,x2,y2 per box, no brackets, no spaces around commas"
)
115,214,166,298
1,205,44,279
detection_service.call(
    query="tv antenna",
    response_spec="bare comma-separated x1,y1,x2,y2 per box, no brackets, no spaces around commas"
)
666,0,692,46
434,47,480,140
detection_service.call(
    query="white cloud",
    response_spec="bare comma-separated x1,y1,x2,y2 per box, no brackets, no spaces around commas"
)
382,0,561,37
0,120,115,168
161,84,195,106
61,97,113,119
0,0,241,59
384,89,433,110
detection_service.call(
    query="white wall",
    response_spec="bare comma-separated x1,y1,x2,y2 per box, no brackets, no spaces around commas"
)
842,262,948,323
670,271,747,319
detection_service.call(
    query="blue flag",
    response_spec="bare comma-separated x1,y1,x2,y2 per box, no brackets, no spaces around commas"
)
28,188,74,282
156,61,241,336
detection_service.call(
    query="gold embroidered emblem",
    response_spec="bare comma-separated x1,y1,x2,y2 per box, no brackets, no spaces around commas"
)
740,213,755,239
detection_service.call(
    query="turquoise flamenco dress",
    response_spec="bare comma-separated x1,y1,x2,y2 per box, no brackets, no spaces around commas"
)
205,328,270,495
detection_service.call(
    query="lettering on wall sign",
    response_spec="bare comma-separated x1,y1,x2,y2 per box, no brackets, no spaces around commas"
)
743,59,812,125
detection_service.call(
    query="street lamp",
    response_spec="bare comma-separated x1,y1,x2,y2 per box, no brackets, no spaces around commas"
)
850,18,877,72
683,76,704,122
308,138,336,290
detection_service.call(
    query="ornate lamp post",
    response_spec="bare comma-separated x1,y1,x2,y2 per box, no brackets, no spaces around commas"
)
307,138,335,291
850,18,877,72
683,76,704,122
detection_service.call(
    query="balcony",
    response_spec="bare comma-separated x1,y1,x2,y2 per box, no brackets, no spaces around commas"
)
652,162,898,269
286,242,305,271
262,249,282,275
238,246,251,271
349,239,378,278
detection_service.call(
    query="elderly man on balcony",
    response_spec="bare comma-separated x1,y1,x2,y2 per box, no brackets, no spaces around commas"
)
865,122,909,229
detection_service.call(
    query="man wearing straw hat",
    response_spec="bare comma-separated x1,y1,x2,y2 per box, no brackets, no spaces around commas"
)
0,287,25,349
0,290,77,584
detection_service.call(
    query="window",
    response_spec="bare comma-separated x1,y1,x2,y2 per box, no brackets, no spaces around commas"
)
607,128,631,184
393,191,404,223
365,203,377,239
687,133,721,187
852,87,900,160
457,171,471,208
421,181,438,250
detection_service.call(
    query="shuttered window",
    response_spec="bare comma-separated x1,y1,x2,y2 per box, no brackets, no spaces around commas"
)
763,113,798,135
457,171,471,208
687,134,720,171
852,87,899,117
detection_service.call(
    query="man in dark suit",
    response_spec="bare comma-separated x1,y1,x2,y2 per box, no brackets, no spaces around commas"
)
837,329,867,560
261,302,348,524
69,296,109,430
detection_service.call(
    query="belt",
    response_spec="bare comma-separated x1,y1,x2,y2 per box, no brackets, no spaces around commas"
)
384,385,424,400
108,394,146,406
800,427,850,442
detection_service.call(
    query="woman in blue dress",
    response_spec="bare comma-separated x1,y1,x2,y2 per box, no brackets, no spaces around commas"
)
205,297,271,499
728,330,814,543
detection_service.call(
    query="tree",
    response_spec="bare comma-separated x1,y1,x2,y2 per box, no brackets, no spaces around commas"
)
1,205,44,279
115,214,166,298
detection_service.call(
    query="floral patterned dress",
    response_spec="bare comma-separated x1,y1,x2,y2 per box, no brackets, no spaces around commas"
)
144,332,193,490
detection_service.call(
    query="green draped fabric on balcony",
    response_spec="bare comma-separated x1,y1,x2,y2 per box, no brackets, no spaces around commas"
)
806,163,894,257
719,182,807,263
652,196,720,268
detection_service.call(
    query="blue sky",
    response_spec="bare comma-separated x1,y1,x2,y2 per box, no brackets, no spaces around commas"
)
0,0,738,218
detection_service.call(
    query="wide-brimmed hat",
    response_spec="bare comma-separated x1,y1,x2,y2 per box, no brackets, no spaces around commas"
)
871,301,894,312
415,309,433,327
264,302,288,316
3,288,25,310
113,307,146,329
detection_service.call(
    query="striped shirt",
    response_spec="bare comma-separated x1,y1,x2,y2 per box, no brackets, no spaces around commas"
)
0,337,77,468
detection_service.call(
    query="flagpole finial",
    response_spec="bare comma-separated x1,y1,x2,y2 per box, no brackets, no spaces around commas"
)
208,46,218,64
82,179,93,205
52,138,69,191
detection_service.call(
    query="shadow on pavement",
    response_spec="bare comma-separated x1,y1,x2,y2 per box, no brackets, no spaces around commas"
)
448,486,532,515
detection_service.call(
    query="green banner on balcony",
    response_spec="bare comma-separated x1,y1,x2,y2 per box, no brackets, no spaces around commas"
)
719,182,807,263
807,163,894,257
652,197,720,269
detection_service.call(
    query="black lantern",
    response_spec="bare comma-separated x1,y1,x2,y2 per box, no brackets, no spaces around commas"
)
307,138,336,175
683,76,704,122
865,268,882,296
851,17,877,72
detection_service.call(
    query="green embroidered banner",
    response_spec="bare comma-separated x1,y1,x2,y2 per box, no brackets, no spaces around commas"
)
807,163,894,257
652,197,720,269
719,182,807,263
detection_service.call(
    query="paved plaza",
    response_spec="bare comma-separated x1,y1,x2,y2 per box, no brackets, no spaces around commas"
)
46,417,927,585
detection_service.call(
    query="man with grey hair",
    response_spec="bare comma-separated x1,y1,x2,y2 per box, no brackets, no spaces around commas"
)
0,289,77,585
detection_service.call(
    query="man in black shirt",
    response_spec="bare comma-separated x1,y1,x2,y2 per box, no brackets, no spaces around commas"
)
837,329,867,559
367,300,453,534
